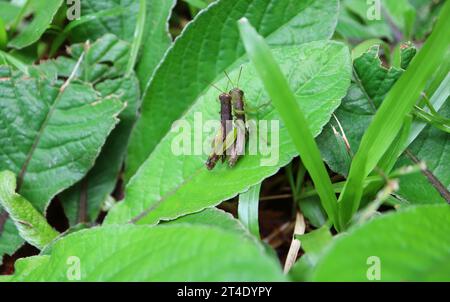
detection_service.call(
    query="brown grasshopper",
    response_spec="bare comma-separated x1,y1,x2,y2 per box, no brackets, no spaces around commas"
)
207,67,264,170
225,68,248,167
205,86,236,170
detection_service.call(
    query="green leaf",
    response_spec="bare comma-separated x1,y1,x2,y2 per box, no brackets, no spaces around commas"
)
41,35,141,225
105,41,351,226
0,171,58,250
0,212,24,265
337,0,450,229
394,102,450,206
41,34,131,83
60,76,140,225
0,2,21,26
238,18,339,225
289,226,332,281
312,205,450,281
382,0,416,40
7,224,286,281
0,65,124,212
164,207,249,236
126,0,146,76
337,0,393,41
135,0,175,91
126,0,340,180
8,0,64,49
298,196,327,228
238,183,261,238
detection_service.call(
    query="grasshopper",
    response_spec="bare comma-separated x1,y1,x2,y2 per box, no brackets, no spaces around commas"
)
206,67,269,170
205,87,236,170
225,68,248,167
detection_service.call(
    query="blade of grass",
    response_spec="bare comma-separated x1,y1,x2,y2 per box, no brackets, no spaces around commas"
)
238,18,338,226
126,0,146,76
337,1,450,230
238,183,261,239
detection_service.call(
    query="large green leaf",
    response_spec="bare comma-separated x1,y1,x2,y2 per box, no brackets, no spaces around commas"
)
59,77,140,225
105,41,351,225
0,65,123,211
312,205,450,281
40,34,131,83
317,45,449,205
0,64,123,257
7,224,286,281
43,35,141,225
8,0,64,49
318,45,403,177
126,0,340,180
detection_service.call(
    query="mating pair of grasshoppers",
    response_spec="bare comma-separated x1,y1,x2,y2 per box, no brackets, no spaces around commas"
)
206,68,248,170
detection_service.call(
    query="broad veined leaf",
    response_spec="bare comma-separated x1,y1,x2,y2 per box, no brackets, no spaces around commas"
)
317,45,407,176
8,0,64,49
317,44,449,205
312,204,450,281
126,0,340,180
7,224,286,281
105,41,351,225
40,34,131,83
393,102,449,206
60,76,140,225
0,66,124,211
0,171,58,250
42,35,141,225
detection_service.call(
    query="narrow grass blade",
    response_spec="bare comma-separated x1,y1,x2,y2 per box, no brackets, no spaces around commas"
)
238,18,338,226
337,1,450,229
126,0,146,76
238,183,261,238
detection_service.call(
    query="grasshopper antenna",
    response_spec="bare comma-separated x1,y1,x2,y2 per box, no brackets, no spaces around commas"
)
224,71,236,88
236,66,243,87
211,83,226,94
